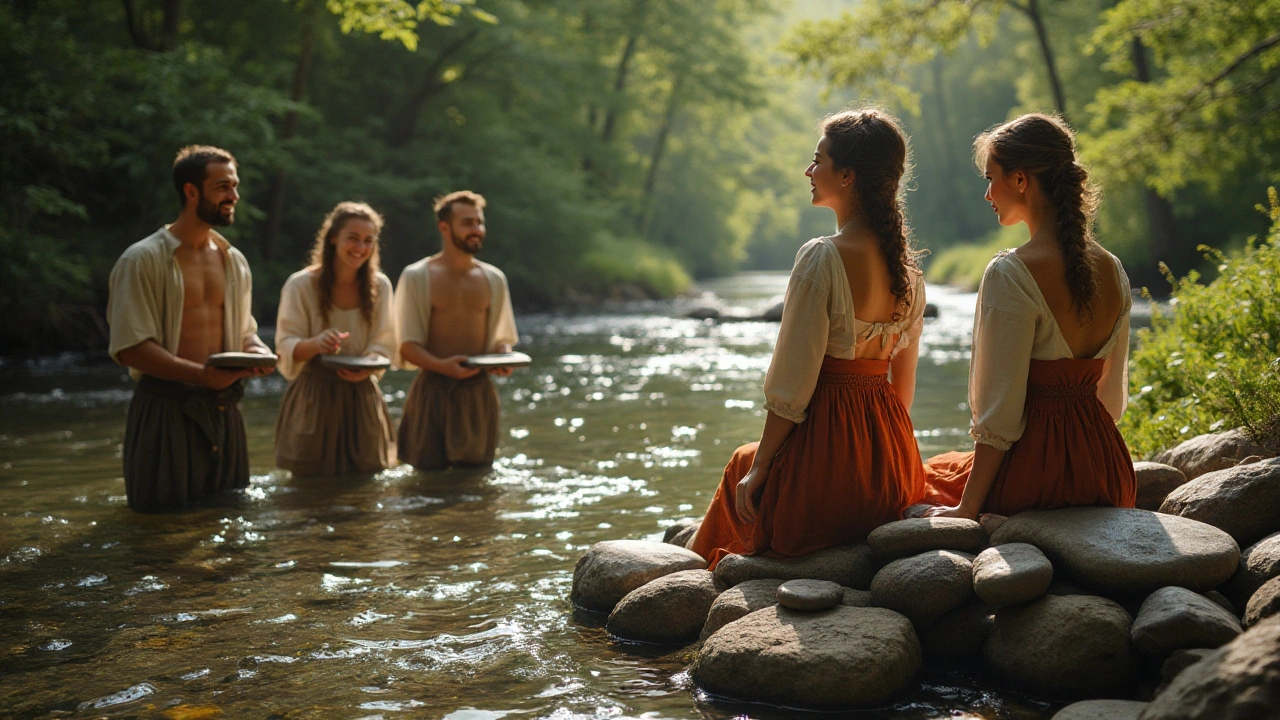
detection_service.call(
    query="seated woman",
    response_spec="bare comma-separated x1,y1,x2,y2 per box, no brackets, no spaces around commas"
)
921,114,1136,519
274,201,397,476
690,109,928,569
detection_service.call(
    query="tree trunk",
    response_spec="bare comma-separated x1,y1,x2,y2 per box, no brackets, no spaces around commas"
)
1131,35,1182,279
1020,0,1067,116
158,0,183,51
122,0,183,51
386,29,481,148
639,78,683,234
600,0,650,146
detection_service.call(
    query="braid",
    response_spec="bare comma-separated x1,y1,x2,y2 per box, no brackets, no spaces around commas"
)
1044,162,1099,324
857,175,919,321
316,247,336,328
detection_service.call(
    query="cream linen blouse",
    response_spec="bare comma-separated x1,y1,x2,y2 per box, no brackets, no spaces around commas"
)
968,250,1132,451
274,269,397,381
763,237,927,424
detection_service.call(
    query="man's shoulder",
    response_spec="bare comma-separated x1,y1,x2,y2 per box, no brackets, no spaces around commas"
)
117,227,176,263
399,256,435,279
476,259,509,282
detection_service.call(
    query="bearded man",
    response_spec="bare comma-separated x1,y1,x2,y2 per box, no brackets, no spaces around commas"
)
394,190,519,470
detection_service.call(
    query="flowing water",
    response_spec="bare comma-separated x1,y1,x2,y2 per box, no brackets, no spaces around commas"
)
0,274,1064,719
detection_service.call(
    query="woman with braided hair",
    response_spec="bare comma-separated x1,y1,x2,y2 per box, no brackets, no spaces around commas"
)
690,109,928,569
919,113,1136,519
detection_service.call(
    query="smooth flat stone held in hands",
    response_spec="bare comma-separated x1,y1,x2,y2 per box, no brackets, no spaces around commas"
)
712,545,875,590
1159,457,1280,547
206,351,278,369
317,353,391,370
972,543,1054,606
570,540,706,613
605,569,718,644
867,517,987,561
776,579,844,611
1130,586,1242,656
460,351,532,368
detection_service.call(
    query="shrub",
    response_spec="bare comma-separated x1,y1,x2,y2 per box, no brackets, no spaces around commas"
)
925,226,1023,291
580,231,692,299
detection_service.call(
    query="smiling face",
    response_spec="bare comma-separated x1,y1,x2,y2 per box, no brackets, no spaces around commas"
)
192,161,240,227
983,156,1030,227
441,202,486,255
805,135,851,210
330,218,377,273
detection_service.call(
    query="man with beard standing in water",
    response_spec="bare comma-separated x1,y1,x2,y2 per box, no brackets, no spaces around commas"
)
107,145,273,512
394,191,519,470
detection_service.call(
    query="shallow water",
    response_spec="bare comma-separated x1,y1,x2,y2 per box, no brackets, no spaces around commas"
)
0,274,1060,719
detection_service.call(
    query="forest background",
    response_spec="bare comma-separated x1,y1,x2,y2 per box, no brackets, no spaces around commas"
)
2,0,1277,354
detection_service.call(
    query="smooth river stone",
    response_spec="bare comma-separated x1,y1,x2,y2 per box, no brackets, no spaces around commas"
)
1223,531,1280,607
1160,457,1280,548
713,545,875,590
776,579,843,611
662,518,699,544
1153,427,1272,481
870,550,973,627
1050,700,1148,720
570,540,706,613
1130,586,1242,656
1141,615,1280,719
606,569,719,644
1134,461,1189,510
693,605,921,709
1244,575,1280,628
989,507,1239,596
700,578,782,640
972,543,1054,606
918,599,995,665
867,517,988,561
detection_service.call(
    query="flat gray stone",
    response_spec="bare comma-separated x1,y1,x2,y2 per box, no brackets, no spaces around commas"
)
700,578,781,640
870,550,973,627
1131,586,1242,656
1051,699,1148,720
990,507,1239,596
713,545,875,591
1134,461,1189,510
1244,575,1280,628
919,599,995,665
777,579,843,611
1153,428,1272,481
1223,531,1280,607
571,540,707,613
1141,615,1280,719
606,569,718,644
972,543,1054,606
1160,457,1280,547
840,587,871,607
693,605,921,709
985,594,1139,698
867,517,988,561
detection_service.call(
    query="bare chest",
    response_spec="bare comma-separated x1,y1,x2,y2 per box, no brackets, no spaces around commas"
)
175,245,226,312
429,265,490,316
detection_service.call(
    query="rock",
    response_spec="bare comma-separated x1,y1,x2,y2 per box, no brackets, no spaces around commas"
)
990,507,1239,596
605,569,718,644
918,599,995,665
661,518,698,544
1134,461,1189,510
1130,586,1243,656
1045,578,1092,596
972,543,1054,606
840,588,871,607
1223,532,1280,608
1159,457,1280,547
1244,575,1280,628
692,605,921,709
985,594,1139,698
1161,648,1216,685
700,578,781,640
682,306,721,320
1051,700,1148,720
570,540,707,613
777,579,843,611
866,518,988,561
713,545,875,591
870,550,973,627
980,513,1009,536
669,521,701,549
1204,590,1238,617
1153,428,1272,481
1140,615,1280,719
760,298,784,322
923,303,939,319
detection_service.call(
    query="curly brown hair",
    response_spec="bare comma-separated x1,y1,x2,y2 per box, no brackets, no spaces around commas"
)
975,113,1101,325
307,201,384,327
821,108,923,320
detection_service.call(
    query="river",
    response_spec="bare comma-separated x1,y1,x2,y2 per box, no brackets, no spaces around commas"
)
0,273,1064,719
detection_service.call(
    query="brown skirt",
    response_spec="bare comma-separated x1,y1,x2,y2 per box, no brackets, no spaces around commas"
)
922,358,1137,515
690,357,926,570
124,375,249,512
396,371,499,470
274,361,394,476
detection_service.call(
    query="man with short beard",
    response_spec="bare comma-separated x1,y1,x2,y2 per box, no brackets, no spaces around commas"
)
107,145,273,512
394,190,519,470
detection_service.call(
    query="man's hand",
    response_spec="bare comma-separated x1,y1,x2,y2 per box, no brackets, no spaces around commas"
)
201,365,256,390
488,365,513,377
437,355,482,380
336,368,374,383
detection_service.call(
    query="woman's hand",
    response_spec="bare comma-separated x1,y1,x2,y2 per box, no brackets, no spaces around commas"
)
734,465,767,524
310,328,350,355
336,368,373,383
921,503,980,521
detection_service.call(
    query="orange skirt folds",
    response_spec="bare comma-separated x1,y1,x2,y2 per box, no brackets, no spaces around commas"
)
690,357,926,570
922,358,1136,515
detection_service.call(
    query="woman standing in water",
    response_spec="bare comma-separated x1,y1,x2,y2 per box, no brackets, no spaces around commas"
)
920,114,1136,519
274,201,397,476
690,109,928,569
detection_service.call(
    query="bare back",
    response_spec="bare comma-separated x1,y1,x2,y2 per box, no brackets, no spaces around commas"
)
829,233,905,360
174,241,226,362
426,257,491,358
1013,241,1125,358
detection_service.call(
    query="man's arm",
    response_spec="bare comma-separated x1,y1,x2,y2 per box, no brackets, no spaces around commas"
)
399,342,480,379
117,340,256,389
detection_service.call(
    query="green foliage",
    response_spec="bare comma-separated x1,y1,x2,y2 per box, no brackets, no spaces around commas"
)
1121,188,1280,456
580,233,692,298
924,225,1022,291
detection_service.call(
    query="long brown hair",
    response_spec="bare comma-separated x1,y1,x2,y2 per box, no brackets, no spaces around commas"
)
975,113,1101,324
821,108,922,320
307,201,384,327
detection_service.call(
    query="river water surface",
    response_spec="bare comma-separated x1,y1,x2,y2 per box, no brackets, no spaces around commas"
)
1,274,1064,719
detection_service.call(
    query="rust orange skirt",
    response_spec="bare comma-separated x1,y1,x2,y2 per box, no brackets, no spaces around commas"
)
922,358,1136,516
690,357,926,570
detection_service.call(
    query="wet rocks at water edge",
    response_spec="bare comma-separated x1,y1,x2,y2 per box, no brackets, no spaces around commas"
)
570,540,706,613
1159,457,1280,548
700,578,782,640
1129,586,1242,656
870,549,974,627
971,543,1054,606
1133,461,1188,510
1050,699,1148,720
866,517,988,561
918,599,996,665
776,579,843,611
606,569,719,644
712,544,875,590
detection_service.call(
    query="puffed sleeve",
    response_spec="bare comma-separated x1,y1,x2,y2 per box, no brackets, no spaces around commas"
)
489,268,519,351
107,250,162,365
366,273,397,378
968,257,1039,451
394,263,429,370
274,274,312,381
892,270,927,358
763,242,831,424
1096,256,1132,421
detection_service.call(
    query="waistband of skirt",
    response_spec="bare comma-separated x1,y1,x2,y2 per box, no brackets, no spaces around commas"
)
817,356,891,384
137,374,243,403
1026,382,1099,398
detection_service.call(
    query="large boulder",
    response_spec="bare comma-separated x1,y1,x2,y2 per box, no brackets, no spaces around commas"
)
1052,700,1148,720
1243,575,1280,628
870,550,973,627
918,599,995,665
985,594,1140,698
1223,532,1280,608
972,543,1054,606
692,605,921,709
1134,462,1189,510
570,540,707,613
990,507,1239,596
1130,586,1243,656
713,545,875,591
866,518,987,561
605,569,718,644
1139,615,1280,719
700,578,781,640
1153,428,1272,481
1159,458,1280,547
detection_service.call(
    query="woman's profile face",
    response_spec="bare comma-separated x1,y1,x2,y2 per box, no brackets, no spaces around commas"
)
983,157,1028,227
805,135,848,210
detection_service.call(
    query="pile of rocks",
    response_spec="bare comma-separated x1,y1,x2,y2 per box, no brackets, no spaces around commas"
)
569,429,1280,714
